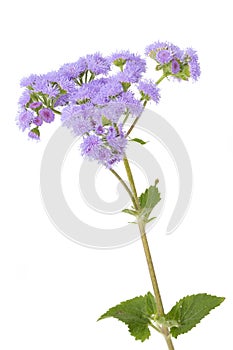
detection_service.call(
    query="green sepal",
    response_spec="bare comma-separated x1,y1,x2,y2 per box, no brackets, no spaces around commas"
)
77,98,90,105
155,64,163,71
113,58,126,70
59,88,67,95
140,90,151,102
148,51,157,60
173,64,191,81
102,116,112,126
121,82,131,92
30,126,40,137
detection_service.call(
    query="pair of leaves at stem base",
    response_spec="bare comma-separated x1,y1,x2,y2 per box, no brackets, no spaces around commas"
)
98,292,225,342
122,180,161,224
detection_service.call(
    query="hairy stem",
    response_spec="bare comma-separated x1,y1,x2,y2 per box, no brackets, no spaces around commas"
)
137,220,164,315
109,168,137,208
156,74,169,85
123,157,139,204
123,155,175,350
138,221,175,350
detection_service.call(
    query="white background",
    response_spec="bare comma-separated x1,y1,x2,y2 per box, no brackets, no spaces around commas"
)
0,0,232,349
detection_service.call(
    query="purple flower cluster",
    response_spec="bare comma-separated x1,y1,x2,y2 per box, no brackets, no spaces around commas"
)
16,104,55,139
145,41,201,81
17,42,200,166
80,124,127,168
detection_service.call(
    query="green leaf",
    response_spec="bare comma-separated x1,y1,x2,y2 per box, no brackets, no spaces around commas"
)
98,292,157,342
145,291,157,315
122,208,138,216
138,180,161,223
130,138,148,145
165,293,225,338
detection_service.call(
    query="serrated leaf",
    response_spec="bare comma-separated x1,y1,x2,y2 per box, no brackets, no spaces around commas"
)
98,292,157,342
138,180,161,223
165,293,225,338
130,138,148,145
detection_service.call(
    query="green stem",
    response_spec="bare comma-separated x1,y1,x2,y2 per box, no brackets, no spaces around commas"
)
138,221,175,350
123,157,139,204
126,74,168,137
125,101,147,137
109,168,137,209
137,220,164,315
50,107,61,115
122,110,130,126
125,116,139,137
122,156,175,350
156,74,169,85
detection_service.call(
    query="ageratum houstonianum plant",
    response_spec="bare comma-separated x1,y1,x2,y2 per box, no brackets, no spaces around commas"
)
17,41,225,350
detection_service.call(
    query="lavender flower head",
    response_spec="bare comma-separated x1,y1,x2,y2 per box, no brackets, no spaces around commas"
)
30,101,42,109
171,60,180,74
16,109,33,131
184,48,201,81
58,57,87,80
138,80,160,103
39,108,55,123
156,50,172,64
18,90,31,107
33,116,43,126
86,53,110,75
